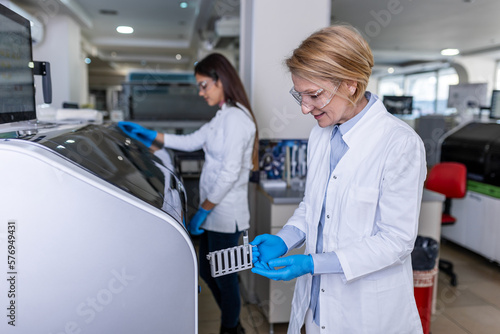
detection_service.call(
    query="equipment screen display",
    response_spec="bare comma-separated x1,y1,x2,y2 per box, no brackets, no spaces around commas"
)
383,96,413,115
0,4,36,124
490,90,500,119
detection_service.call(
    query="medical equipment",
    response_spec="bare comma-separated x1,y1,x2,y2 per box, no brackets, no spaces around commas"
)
207,231,253,277
0,123,198,333
0,4,199,332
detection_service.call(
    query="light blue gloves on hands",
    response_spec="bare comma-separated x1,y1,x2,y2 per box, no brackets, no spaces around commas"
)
118,121,158,148
250,234,314,281
188,207,212,235
250,234,288,266
252,254,314,281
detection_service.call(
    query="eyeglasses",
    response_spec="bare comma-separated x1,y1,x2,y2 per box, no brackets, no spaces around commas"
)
289,82,340,109
197,80,215,92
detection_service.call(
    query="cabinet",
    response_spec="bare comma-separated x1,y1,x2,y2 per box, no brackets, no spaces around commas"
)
240,185,304,332
441,191,500,262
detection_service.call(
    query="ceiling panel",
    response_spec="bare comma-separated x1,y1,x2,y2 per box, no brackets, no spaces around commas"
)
12,0,500,76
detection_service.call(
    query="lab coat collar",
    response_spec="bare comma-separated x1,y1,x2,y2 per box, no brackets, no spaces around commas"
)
337,91,375,137
341,95,386,148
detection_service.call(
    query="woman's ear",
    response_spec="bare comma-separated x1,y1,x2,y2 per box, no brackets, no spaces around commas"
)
345,81,358,96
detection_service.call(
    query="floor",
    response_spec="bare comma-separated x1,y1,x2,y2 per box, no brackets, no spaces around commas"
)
198,240,500,334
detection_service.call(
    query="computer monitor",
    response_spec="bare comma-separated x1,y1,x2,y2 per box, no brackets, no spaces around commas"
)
490,90,500,119
0,3,36,124
383,96,413,115
447,83,488,110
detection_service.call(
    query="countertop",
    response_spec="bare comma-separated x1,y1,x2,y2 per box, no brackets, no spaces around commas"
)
258,186,443,205
258,185,304,205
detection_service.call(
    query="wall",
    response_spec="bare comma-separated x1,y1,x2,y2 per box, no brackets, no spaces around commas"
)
32,15,88,108
240,0,331,140
454,55,497,100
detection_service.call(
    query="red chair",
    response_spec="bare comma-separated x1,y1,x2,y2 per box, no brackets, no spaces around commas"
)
425,162,467,286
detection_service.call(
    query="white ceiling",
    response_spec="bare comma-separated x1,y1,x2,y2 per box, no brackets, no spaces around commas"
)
13,0,500,79
332,0,500,65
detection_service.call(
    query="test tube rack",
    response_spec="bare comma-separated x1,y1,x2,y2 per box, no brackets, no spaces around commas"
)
206,231,253,277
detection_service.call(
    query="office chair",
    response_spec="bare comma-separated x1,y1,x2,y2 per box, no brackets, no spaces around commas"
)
425,162,467,286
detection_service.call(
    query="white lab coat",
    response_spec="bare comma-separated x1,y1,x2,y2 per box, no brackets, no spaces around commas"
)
162,102,256,233
285,97,426,334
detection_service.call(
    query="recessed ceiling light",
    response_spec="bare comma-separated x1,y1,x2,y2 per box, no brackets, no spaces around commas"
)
116,26,134,34
100,9,118,15
180,2,188,8
441,48,460,56
176,54,182,60
387,67,395,74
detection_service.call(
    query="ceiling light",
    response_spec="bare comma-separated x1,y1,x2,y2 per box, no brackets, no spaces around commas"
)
387,67,395,74
175,54,182,60
441,48,460,56
100,9,118,15
84,58,91,64
116,26,134,34
180,2,188,8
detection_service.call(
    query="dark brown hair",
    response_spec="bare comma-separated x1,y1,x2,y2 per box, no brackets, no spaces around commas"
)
195,53,259,171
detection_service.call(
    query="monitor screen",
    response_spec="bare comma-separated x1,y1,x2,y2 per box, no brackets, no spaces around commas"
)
447,83,488,110
0,4,36,124
490,90,500,119
125,82,218,121
383,96,413,115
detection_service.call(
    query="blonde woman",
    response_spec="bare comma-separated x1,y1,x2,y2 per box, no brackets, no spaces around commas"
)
251,25,426,334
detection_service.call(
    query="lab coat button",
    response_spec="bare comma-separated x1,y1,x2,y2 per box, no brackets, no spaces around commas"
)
333,175,337,179
326,215,330,219
322,326,326,329
321,288,325,292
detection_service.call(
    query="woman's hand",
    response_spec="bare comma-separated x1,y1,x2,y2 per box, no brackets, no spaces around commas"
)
118,121,158,148
250,234,287,267
251,254,314,281
188,207,212,235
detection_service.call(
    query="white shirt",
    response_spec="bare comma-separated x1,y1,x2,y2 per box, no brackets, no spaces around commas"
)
161,102,256,233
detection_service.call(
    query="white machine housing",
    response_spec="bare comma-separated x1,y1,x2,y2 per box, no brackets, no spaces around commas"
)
0,123,198,333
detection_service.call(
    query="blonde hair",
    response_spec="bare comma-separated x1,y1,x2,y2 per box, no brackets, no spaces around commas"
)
285,24,374,105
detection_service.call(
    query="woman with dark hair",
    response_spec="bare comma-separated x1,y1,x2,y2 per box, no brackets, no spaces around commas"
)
119,53,257,334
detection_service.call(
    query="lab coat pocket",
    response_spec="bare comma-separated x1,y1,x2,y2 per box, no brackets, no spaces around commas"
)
343,186,379,238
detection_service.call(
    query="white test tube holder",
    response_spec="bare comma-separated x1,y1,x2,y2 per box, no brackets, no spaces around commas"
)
206,231,253,277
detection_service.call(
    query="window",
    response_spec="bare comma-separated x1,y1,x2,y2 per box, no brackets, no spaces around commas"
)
437,68,459,113
378,75,404,97
376,67,458,115
405,73,437,115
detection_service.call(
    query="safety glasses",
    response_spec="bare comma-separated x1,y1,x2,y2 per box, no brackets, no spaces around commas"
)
289,82,340,109
197,80,216,92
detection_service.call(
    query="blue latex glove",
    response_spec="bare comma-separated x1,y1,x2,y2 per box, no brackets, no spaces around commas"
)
188,207,211,235
250,234,287,267
118,121,158,148
251,254,314,281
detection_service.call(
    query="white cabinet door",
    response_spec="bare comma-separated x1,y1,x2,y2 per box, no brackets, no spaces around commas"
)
443,191,500,261
253,189,303,324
